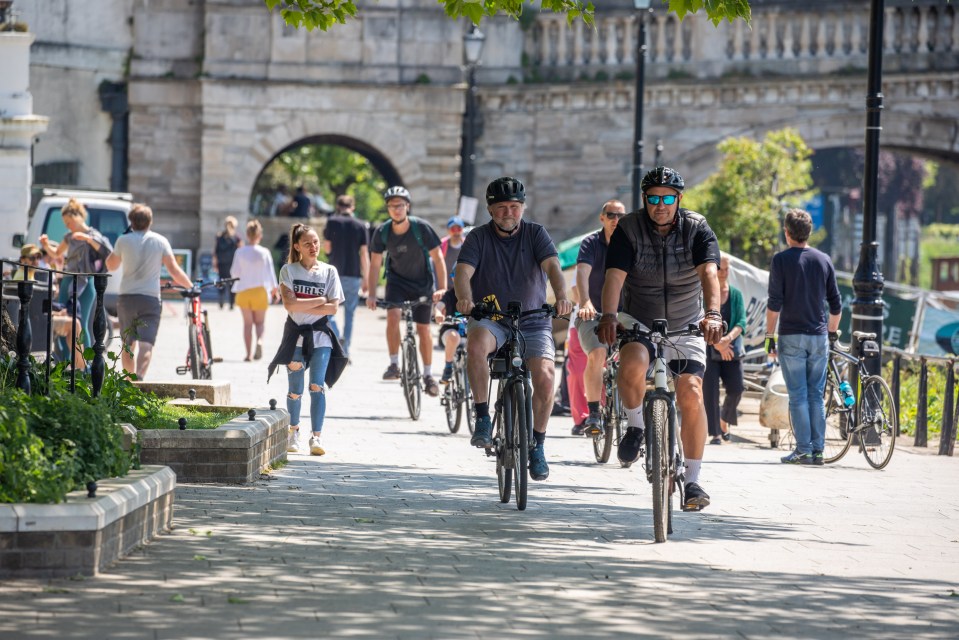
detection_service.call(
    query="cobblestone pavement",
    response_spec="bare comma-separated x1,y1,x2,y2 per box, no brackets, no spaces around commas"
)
2,303,958,639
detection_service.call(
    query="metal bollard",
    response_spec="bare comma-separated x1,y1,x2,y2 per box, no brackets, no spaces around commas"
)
189,388,196,401
269,398,277,411
248,409,256,421
178,417,187,430
915,358,928,448
15,280,34,394
86,481,97,498
939,360,956,456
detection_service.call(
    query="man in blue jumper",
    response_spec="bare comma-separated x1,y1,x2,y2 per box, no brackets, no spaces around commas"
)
765,209,843,465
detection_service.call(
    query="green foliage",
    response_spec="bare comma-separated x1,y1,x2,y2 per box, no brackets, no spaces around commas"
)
253,144,388,224
0,395,77,504
682,128,814,268
135,405,240,431
887,359,951,438
918,225,959,289
268,0,752,32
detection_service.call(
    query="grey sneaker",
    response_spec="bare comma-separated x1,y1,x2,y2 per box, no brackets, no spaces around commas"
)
529,445,549,481
308,435,325,456
470,415,493,448
781,450,812,464
583,411,604,437
382,363,400,380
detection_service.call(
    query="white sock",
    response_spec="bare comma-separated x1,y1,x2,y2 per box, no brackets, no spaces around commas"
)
390,354,399,366
685,458,702,484
423,365,431,378
625,405,645,430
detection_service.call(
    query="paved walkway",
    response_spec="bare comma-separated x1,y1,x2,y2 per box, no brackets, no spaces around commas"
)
2,303,958,639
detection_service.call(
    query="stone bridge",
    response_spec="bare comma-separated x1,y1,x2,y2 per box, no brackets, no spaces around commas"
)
24,0,959,253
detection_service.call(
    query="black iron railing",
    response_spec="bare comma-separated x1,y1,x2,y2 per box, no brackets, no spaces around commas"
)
885,348,957,456
1,258,111,397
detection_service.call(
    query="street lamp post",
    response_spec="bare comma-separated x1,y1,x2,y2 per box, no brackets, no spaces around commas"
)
631,1,652,212
852,0,886,377
459,25,485,200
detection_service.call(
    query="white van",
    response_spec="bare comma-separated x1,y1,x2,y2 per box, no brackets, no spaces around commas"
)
26,189,133,314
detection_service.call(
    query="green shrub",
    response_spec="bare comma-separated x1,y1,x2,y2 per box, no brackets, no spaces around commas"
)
0,392,77,504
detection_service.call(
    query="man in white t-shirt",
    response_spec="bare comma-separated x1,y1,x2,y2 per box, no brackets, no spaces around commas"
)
106,203,193,379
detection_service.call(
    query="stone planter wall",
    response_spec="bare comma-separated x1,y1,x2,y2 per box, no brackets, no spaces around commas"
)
0,466,175,578
132,379,231,405
138,409,289,484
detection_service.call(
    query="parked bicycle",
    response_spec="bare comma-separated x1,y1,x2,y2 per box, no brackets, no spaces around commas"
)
618,319,705,543
471,301,557,511
819,331,897,469
439,315,473,434
164,278,236,380
593,345,625,465
376,297,432,421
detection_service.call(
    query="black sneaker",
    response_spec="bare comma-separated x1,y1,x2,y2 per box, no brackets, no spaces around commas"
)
810,451,825,466
382,363,400,380
583,411,604,437
780,450,811,464
440,365,453,384
617,426,644,464
529,445,549,481
683,482,711,512
571,422,586,436
470,415,493,448
423,376,440,397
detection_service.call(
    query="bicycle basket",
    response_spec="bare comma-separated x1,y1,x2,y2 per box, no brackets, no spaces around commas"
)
861,339,880,358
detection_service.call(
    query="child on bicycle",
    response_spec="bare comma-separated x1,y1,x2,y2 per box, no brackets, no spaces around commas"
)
267,224,346,456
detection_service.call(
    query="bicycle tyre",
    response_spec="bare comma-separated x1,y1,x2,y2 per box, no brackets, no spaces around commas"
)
461,366,475,435
496,406,511,503
200,321,213,380
823,375,852,463
594,372,617,464
512,382,529,511
858,375,897,469
188,323,201,379
444,379,458,433
451,364,464,433
401,339,421,420
649,398,670,543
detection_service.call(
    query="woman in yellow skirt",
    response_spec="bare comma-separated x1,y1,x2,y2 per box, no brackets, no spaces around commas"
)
230,220,279,360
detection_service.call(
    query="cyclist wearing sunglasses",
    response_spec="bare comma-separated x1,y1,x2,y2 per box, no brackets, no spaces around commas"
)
597,166,723,511
573,199,627,437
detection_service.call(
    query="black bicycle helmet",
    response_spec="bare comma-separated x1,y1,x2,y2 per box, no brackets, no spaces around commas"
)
485,177,526,205
641,166,685,192
384,185,411,202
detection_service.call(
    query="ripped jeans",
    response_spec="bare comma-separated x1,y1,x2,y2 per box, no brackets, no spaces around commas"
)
287,345,332,434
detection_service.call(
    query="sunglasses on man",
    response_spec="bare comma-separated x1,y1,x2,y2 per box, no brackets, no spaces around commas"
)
645,194,678,206
603,212,626,220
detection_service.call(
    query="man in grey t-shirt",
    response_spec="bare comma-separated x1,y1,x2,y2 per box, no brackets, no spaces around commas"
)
106,203,192,380
454,177,573,482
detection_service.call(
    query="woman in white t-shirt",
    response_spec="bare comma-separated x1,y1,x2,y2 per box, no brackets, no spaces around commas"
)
277,224,344,456
230,219,278,361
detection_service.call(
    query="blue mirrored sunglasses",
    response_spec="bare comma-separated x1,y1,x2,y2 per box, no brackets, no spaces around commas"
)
645,194,678,205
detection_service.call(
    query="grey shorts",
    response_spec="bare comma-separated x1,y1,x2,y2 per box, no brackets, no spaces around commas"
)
619,312,707,369
467,318,556,361
117,294,162,345
574,313,631,353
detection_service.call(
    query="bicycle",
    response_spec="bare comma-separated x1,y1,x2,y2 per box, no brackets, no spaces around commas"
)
617,319,705,543
439,315,473,434
819,331,897,469
471,301,557,511
164,278,236,380
376,297,432,421
594,345,625,465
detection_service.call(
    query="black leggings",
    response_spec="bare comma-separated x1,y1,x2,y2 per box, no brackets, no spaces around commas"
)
703,357,744,437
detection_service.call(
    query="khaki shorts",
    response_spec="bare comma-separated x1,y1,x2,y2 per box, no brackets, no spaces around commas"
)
574,313,631,354
467,318,556,361
236,286,269,311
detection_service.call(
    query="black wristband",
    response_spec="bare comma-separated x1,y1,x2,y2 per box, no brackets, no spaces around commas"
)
704,309,722,319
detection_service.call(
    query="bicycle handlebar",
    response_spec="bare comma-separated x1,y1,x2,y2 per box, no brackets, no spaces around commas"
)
163,277,237,292
469,302,557,322
374,296,432,310
617,320,704,342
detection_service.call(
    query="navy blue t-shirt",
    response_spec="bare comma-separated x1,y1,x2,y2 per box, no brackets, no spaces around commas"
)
767,246,842,335
323,215,368,278
456,220,557,331
576,230,621,311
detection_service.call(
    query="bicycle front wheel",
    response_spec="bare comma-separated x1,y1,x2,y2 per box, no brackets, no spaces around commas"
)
401,339,421,420
594,372,617,464
200,320,213,380
461,366,475,435
511,382,529,511
495,409,511,504
188,323,201,379
444,380,458,433
823,376,852,463
858,375,897,469
648,398,670,543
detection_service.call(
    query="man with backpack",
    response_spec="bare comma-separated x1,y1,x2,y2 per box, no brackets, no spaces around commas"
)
366,186,447,397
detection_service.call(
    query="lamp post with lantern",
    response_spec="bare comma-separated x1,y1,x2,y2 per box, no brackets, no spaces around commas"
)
459,24,485,200
631,0,652,211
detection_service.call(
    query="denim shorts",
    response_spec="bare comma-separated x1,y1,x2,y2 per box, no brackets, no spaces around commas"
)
467,318,556,361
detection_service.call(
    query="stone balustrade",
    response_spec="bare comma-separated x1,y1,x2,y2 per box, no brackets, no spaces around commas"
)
524,2,957,81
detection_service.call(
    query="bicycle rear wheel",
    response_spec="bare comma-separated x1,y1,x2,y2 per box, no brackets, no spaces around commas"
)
401,338,421,420
200,320,213,380
512,382,529,511
823,376,852,463
495,407,511,503
594,371,617,463
648,398,670,543
188,323,201,379
858,375,897,469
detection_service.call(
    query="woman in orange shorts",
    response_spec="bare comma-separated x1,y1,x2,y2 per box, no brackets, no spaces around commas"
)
230,220,279,360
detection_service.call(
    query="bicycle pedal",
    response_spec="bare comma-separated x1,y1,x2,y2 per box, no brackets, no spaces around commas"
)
681,503,705,513
175,366,189,375
213,357,223,363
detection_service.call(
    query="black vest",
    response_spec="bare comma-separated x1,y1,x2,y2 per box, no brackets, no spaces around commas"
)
617,208,709,328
